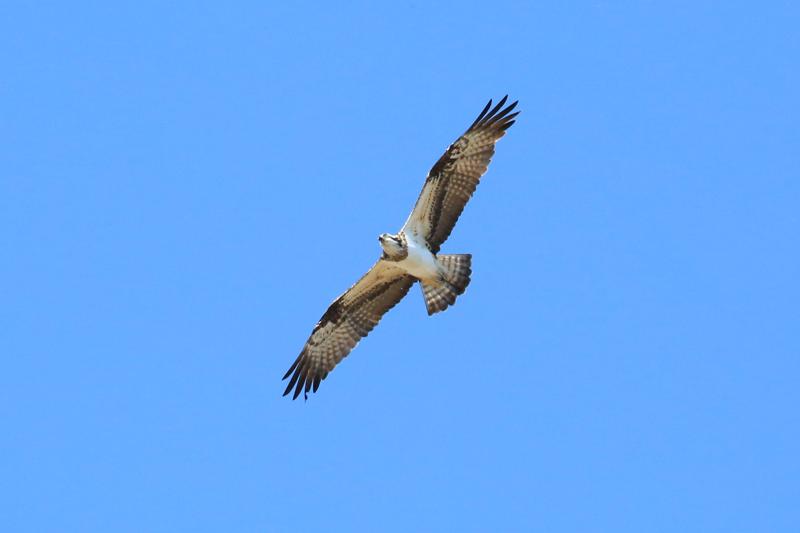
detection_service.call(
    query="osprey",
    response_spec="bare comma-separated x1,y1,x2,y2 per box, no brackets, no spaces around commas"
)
283,96,519,399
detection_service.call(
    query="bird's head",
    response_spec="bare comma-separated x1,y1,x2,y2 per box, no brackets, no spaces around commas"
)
378,233,407,260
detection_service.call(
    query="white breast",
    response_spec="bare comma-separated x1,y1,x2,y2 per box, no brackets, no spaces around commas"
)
397,233,441,283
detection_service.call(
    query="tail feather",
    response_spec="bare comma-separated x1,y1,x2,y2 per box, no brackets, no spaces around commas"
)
421,254,472,315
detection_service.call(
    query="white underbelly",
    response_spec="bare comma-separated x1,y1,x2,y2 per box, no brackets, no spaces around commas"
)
397,241,440,282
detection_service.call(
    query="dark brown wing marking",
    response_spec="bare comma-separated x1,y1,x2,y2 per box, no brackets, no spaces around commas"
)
403,96,518,253
282,261,415,400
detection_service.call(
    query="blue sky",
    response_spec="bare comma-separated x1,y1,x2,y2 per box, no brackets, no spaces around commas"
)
2,2,798,531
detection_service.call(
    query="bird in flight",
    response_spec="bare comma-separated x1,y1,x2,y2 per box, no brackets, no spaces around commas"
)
283,96,519,399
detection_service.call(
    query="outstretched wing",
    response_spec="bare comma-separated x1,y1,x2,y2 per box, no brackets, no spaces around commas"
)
282,261,415,400
402,96,519,253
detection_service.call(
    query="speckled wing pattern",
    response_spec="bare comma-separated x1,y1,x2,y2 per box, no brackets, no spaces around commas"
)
282,261,415,400
403,96,518,253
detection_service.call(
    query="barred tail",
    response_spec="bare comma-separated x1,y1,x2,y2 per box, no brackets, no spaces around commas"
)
421,254,472,315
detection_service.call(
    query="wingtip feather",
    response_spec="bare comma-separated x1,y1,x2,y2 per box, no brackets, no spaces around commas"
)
486,95,509,121
292,374,305,400
468,99,493,130
469,96,519,132
493,100,518,121
282,352,303,380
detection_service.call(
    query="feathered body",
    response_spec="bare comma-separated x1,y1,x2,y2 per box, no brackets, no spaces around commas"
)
283,96,519,399
380,231,440,283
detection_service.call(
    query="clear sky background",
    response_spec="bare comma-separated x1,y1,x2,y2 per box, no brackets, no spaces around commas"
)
2,2,798,532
